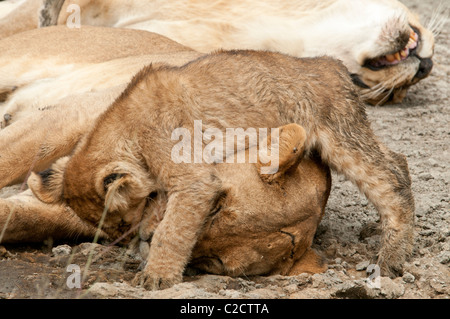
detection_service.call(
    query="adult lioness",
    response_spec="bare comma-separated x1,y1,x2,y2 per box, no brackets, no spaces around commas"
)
35,0,439,105
27,50,414,290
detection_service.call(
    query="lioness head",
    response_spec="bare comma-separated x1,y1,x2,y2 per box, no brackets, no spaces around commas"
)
28,123,331,276
337,0,436,104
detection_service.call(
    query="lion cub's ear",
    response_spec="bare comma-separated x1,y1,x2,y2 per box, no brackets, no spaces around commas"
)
95,162,154,212
256,123,307,183
28,156,70,204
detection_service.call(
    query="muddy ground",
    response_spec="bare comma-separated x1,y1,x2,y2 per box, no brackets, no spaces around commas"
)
0,0,448,299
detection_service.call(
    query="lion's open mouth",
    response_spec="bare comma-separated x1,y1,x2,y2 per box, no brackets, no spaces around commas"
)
364,28,419,70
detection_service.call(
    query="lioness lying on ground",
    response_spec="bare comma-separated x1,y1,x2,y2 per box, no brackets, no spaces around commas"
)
0,26,414,290
0,0,440,104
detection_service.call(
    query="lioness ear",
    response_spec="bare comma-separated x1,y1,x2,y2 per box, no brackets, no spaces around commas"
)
256,123,307,183
95,162,154,212
28,156,70,204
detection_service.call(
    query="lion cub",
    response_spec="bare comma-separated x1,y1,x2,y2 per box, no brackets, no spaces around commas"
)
29,50,414,290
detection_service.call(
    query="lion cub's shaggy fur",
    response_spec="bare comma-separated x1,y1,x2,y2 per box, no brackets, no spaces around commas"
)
0,26,329,286
29,50,414,290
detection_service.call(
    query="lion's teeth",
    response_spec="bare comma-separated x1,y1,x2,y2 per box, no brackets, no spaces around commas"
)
386,54,395,62
372,29,418,67
407,30,419,50
400,48,409,58
385,50,404,64
408,38,417,50
410,30,418,40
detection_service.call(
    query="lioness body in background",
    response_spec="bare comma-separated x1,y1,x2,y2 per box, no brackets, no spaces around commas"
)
0,0,438,104
0,26,202,185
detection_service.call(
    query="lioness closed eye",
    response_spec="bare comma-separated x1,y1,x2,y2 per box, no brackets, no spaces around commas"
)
28,50,414,290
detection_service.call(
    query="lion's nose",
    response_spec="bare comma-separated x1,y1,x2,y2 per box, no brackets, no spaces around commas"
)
414,58,433,80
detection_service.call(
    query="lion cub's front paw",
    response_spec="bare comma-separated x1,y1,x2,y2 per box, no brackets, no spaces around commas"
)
132,270,182,291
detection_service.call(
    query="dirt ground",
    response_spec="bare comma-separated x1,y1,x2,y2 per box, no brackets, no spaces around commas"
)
0,0,448,299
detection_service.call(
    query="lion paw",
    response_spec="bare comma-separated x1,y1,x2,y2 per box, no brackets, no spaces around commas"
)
132,271,182,291
377,259,404,278
374,250,406,278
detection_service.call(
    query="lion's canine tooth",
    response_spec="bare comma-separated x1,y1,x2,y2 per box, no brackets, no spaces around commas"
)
386,54,395,62
400,49,408,58
394,52,401,61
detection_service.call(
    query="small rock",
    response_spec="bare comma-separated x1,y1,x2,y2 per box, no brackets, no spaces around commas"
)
312,270,343,288
293,273,312,286
52,244,72,256
438,229,450,242
78,242,103,256
284,283,299,294
402,272,415,283
427,158,439,167
329,264,344,271
419,230,435,237
437,251,450,264
366,277,405,299
219,289,244,298
333,280,369,299
0,245,9,258
418,173,434,181
429,279,449,295
355,260,370,271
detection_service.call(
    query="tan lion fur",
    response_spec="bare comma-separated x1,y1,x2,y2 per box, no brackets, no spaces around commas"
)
0,26,202,187
0,0,438,104
0,0,42,40
0,26,329,284
25,48,414,290
45,0,436,104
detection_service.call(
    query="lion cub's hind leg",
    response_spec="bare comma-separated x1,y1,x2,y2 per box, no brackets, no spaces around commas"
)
308,98,414,277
